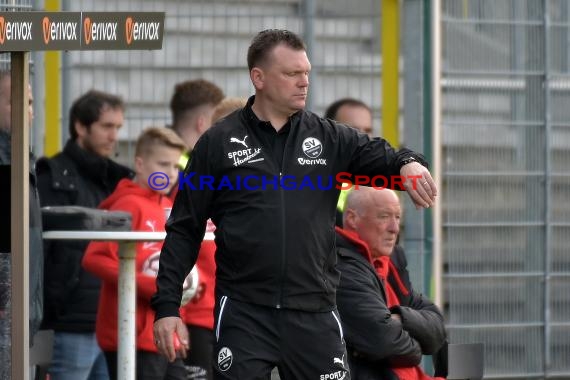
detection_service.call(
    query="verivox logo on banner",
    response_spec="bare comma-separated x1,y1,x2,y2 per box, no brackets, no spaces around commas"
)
0,12,82,50
125,15,161,46
41,13,80,49
81,15,118,47
0,11,164,51
0,13,34,49
81,12,164,50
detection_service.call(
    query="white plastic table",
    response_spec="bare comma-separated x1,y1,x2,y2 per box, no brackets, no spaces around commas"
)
42,230,215,380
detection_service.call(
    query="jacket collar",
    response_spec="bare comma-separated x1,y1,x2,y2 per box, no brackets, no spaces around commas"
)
335,226,374,264
244,95,303,130
336,226,391,280
63,139,111,177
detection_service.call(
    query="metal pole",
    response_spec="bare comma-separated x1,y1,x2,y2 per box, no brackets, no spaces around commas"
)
32,0,45,156
403,0,427,293
382,0,400,147
422,0,433,298
543,0,552,374
10,51,30,380
431,0,443,308
303,0,316,112
61,0,71,145
118,241,137,380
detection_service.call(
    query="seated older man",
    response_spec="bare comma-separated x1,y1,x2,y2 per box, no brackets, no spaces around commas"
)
335,186,446,380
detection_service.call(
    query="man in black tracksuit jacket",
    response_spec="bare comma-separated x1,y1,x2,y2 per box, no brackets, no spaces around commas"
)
152,29,437,380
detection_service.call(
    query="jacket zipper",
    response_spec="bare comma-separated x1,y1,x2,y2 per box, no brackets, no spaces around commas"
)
276,121,294,309
276,170,285,309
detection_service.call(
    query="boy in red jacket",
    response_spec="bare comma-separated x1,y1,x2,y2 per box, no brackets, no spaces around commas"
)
83,127,188,380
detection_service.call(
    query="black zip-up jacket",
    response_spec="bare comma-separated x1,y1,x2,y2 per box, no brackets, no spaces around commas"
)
36,139,133,331
335,230,446,379
151,97,428,319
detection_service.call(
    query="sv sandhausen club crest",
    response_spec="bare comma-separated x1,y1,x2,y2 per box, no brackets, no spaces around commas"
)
298,137,326,165
217,347,233,371
302,137,323,158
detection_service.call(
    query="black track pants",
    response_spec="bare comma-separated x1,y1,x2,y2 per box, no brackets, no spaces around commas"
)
212,296,350,380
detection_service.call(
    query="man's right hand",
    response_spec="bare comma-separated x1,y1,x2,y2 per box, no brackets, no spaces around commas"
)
153,316,190,362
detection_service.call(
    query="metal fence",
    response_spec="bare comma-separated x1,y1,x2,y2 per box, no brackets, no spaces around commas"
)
56,0,381,167
441,0,570,378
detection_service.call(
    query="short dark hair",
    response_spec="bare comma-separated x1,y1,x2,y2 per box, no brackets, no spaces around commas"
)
247,29,306,71
169,79,224,128
69,90,124,140
324,98,371,120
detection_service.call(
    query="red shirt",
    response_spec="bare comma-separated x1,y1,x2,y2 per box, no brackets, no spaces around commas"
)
83,179,174,352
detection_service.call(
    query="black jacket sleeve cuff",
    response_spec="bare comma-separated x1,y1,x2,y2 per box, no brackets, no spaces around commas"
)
396,149,429,171
153,302,181,322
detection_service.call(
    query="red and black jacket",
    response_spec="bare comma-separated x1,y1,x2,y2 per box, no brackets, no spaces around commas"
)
335,228,447,380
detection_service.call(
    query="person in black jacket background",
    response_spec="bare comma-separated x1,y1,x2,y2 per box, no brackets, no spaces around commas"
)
152,29,438,380
37,90,133,380
324,98,374,138
336,186,446,380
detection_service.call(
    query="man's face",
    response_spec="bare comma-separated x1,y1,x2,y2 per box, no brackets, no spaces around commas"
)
76,105,123,158
354,191,401,258
0,77,35,133
255,44,311,115
336,104,373,137
135,145,182,195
